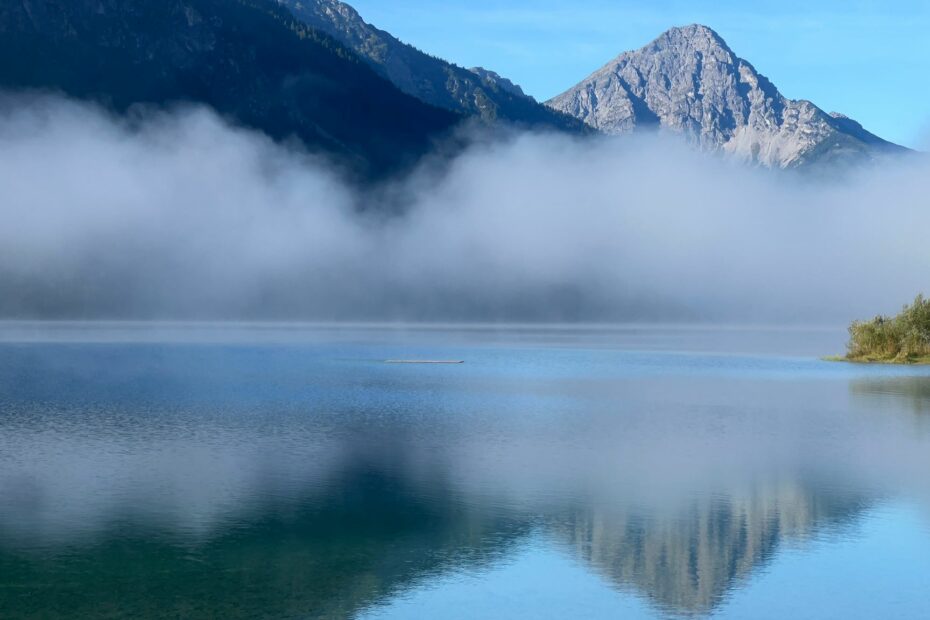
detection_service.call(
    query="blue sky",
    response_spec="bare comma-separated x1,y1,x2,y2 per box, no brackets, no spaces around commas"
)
349,0,929,148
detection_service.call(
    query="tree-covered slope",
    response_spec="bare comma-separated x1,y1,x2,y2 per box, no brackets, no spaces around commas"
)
0,0,461,178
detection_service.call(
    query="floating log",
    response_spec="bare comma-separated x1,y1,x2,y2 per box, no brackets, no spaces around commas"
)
384,360,464,364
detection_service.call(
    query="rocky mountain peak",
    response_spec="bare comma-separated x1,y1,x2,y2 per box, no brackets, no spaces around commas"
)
547,25,905,168
649,24,733,56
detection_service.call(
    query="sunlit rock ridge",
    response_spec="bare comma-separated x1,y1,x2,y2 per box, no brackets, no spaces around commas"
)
547,24,906,168
277,0,586,132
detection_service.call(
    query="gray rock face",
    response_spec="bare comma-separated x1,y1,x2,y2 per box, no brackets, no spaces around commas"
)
278,0,584,132
547,24,905,168
468,67,526,98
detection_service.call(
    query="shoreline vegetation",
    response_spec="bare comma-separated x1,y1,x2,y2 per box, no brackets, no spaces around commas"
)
830,295,930,365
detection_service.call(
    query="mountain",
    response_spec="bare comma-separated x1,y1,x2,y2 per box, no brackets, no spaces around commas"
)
0,0,460,179
547,24,906,168
276,0,586,132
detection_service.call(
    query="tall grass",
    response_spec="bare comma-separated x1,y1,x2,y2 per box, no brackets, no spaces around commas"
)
847,295,930,363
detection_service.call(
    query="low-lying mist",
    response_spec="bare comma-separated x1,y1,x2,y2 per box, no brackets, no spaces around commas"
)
1,94,927,323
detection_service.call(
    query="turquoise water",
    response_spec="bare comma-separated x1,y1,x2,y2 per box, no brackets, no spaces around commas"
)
1,323,929,619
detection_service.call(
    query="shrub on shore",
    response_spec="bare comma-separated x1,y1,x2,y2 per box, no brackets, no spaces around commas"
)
846,295,930,363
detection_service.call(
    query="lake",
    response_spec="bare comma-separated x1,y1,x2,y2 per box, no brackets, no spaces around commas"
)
1,323,929,619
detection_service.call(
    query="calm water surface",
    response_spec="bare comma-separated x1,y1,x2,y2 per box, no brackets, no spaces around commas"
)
1,323,929,619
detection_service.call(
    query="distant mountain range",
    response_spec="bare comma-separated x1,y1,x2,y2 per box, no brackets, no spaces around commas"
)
0,3,907,176
547,24,906,168
276,0,585,132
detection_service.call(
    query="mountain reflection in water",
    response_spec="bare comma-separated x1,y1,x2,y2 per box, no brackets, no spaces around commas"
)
1,324,929,619
556,483,867,616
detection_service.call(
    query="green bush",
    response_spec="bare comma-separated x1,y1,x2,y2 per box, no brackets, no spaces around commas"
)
847,295,930,363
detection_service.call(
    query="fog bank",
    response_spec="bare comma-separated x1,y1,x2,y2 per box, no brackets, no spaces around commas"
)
1,95,927,323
